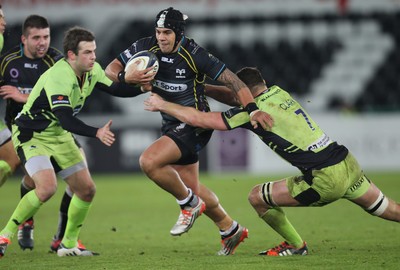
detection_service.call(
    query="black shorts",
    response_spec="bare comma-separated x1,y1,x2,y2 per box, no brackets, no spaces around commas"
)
162,122,213,165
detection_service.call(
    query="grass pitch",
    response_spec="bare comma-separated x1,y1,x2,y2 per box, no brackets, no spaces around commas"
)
0,171,399,270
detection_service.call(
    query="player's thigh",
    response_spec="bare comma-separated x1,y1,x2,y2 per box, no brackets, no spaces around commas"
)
270,178,301,206
65,168,95,195
349,181,380,208
141,136,181,165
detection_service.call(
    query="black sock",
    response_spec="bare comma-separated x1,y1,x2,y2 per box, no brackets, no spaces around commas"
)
55,191,72,239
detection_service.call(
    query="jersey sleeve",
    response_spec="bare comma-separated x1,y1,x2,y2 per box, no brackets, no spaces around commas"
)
221,107,251,130
190,41,226,80
116,37,155,67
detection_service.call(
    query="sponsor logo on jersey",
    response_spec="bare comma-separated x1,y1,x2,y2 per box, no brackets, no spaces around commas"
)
153,80,187,92
51,95,70,105
24,63,38,69
176,68,186,78
161,56,174,63
307,134,332,151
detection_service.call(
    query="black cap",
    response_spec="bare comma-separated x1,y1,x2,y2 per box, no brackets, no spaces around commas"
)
155,7,188,49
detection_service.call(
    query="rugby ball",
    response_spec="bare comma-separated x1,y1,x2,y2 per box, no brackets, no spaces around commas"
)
125,50,159,75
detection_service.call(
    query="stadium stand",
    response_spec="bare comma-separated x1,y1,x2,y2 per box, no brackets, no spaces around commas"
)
2,11,400,114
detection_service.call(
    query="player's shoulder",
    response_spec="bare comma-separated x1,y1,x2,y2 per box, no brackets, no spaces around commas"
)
131,36,157,50
0,45,23,64
47,59,72,77
180,36,205,54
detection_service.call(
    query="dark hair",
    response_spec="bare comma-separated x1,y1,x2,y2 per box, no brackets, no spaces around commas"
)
22,15,50,37
155,7,187,48
236,67,264,89
63,26,95,56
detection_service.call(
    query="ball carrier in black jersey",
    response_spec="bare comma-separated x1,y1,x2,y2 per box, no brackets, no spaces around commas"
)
106,7,273,255
0,15,84,251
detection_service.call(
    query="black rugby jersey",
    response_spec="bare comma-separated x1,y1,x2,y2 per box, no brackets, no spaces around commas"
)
0,44,63,128
117,36,226,124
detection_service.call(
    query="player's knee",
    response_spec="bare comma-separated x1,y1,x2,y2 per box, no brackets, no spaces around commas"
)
365,191,389,217
77,183,96,201
248,184,273,209
248,185,261,207
36,184,58,202
139,153,155,175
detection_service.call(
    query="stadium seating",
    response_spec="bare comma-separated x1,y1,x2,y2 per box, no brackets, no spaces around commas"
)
3,11,400,113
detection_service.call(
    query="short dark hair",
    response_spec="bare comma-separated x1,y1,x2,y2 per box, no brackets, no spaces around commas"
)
22,15,50,37
63,26,95,56
236,67,264,89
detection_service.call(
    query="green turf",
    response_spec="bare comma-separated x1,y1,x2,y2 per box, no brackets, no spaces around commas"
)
0,172,399,270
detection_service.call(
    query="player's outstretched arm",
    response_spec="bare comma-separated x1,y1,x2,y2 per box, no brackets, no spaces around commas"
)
204,84,240,106
144,93,227,130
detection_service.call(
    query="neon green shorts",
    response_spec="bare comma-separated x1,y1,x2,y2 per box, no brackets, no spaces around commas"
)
287,152,370,206
12,125,84,171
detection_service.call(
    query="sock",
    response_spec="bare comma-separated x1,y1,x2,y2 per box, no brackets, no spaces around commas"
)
0,190,42,239
0,160,12,187
55,188,73,240
176,188,198,209
21,176,35,222
61,195,92,248
220,220,238,239
260,207,304,248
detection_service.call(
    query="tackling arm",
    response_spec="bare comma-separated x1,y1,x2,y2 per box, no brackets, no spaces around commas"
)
217,68,273,129
204,84,240,106
144,93,227,130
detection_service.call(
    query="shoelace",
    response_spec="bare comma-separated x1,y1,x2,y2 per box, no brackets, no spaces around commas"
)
178,209,192,225
270,242,289,253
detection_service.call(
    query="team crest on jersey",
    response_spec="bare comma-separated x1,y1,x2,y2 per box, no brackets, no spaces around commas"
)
10,68,19,79
176,68,186,78
51,95,70,105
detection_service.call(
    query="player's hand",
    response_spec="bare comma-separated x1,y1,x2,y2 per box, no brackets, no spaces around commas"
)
143,93,165,112
124,61,156,85
0,85,28,103
250,110,274,130
96,120,115,146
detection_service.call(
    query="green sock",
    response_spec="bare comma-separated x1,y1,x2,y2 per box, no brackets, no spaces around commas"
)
62,195,92,248
261,207,304,248
0,160,12,187
0,190,42,238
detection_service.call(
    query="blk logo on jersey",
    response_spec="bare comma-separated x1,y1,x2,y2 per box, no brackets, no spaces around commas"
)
161,56,174,63
24,63,38,69
51,95,70,105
